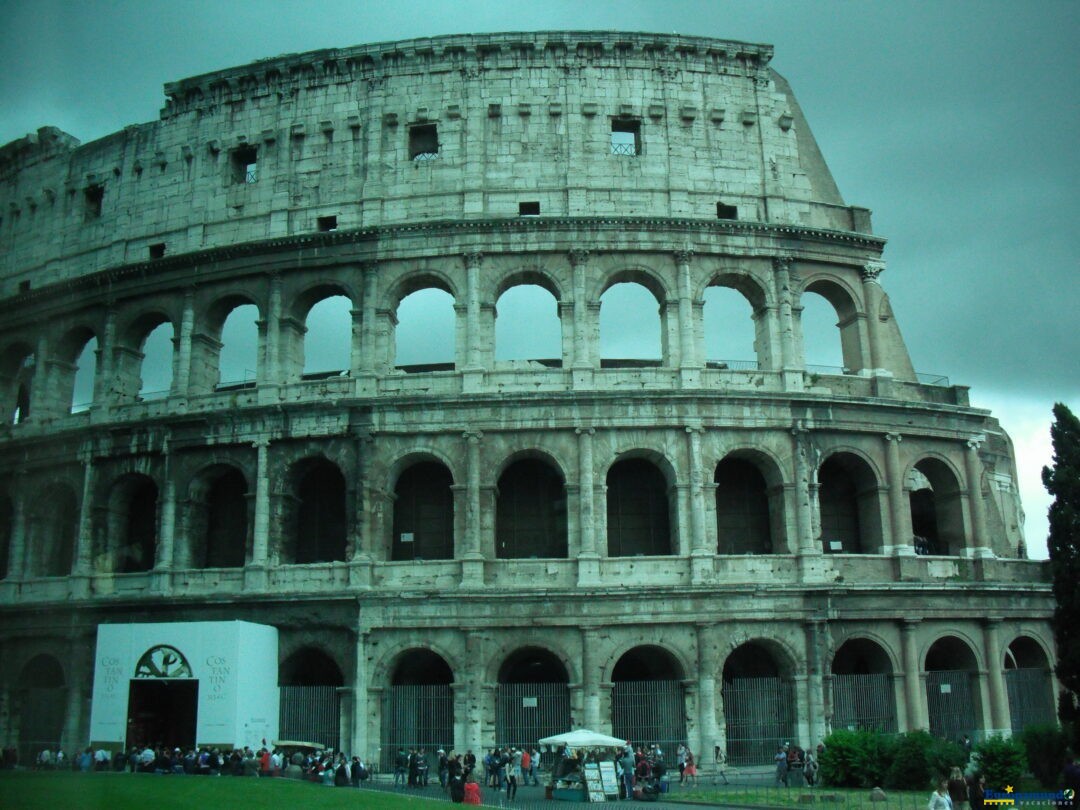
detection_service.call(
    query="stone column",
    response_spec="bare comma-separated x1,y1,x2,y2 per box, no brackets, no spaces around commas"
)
791,423,819,579
569,250,595,388
172,287,195,398
92,307,116,414
350,432,374,586
772,256,797,369
464,632,485,752
247,439,271,589
6,472,27,580
461,431,484,586
696,624,720,761
359,262,379,384
581,628,602,730
576,427,599,585
965,437,991,557
675,249,700,386
884,433,913,556
351,629,369,758
804,621,827,748
981,619,1011,736
859,263,885,372
260,272,283,387
464,252,483,369
73,445,95,583
900,620,926,731
154,435,176,592
687,425,711,584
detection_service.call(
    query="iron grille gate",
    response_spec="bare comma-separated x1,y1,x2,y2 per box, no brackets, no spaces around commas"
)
496,682,571,751
1005,668,1055,734
722,677,796,766
925,670,976,742
17,687,66,766
611,680,686,767
831,673,898,733
381,684,455,772
279,685,340,750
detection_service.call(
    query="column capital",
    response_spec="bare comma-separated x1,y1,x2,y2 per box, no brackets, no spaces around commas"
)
575,427,595,437
900,618,922,630
860,261,885,283
772,255,794,274
791,419,811,437
360,260,379,275
568,249,590,266
966,435,986,450
252,437,271,450
684,424,704,435
673,248,694,265
463,251,484,269
463,430,484,443
885,432,903,444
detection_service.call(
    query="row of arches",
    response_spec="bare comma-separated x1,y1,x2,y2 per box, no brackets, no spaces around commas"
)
0,447,970,579
3,267,867,422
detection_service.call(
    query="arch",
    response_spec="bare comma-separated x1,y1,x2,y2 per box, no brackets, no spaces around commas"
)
187,464,249,568
924,635,982,742
494,267,563,302
280,646,345,686
606,456,672,556
217,302,260,388
829,638,898,732
1003,635,1055,734
909,457,966,556
495,646,572,749
278,645,343,750
392,460,454,561
495,283,562,363
496,457,568,559
16,653,66,766
382,647,456,767
715,455,775,555
102,472,158,573
63,329,98,413
611,645,688,752
300,291,353,378
703,274,768,369
28,482,77,577
800,278,864,373
817,452,884,554
284,458,347,564
111,309,176,402
600,281,663,364
722,641,798,766
1,342,35,424
394,286,456,370
137,321,175,399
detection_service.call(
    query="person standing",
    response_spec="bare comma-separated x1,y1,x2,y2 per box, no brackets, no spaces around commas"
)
775,747,789,786
506,747,521,800
948,766,969,810
930,779,954,810
620,747,636,801
683,749,698,787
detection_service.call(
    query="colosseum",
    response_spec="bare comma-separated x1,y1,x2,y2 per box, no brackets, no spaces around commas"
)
0,31,1057,768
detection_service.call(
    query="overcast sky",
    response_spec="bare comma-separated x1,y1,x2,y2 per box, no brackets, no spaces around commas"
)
2,0,1076,558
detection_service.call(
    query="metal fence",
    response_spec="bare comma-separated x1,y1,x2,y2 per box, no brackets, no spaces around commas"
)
17,687,66,766
830,673,898,733
1005,668,1056,734
925,670,976,742
722,677,797,766
381,684,455,771
279,685,340,751
495,682,571,752
611,679,687,766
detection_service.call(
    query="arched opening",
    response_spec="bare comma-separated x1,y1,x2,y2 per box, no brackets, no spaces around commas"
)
496,458,567,559
217,303,259,388
495,283,562,365
286,459,347,564
0,492,12,579
381,649,455,771
800,282,863,373
303,294,352,378
924,637,981,742
818,453,883,554
703,284,761,370
28,483,77,577
715,457,773,555
392,461,454,561
600,282,663,366
279,647,343,751
103,473,158,573
909,459,966,556
137,321,175,399
188,465,249,569
496,647,571,750
395,287,455,371
1,344,35,424
606,458,672,557
70,335,98,413
17,654,66,767
830,639,897,732
611,646,687,760
1004,637,1055,734
722,642,796,766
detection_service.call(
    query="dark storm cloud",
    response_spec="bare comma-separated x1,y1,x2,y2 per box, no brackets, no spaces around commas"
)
2,0,1077,553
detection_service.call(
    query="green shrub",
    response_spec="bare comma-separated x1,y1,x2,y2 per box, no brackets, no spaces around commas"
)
883,731,964,791
819,729,893,788
1019,724,1069,787
974,735,1027,790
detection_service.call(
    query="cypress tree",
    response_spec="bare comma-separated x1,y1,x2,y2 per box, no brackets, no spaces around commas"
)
1044,403,1080,743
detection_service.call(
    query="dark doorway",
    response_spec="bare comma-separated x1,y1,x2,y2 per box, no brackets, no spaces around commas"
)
126,680,198,751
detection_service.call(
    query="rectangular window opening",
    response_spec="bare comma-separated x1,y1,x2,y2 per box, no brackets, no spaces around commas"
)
611,119,641,156
148,243,166,259
716,202,738,220
231,146,258,184
518,201,540,217
317,215,338,232
18,280,31,293
409,124,439,161
84,185,104,220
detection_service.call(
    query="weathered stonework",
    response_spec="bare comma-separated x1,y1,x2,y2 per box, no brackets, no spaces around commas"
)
0,32,1053,766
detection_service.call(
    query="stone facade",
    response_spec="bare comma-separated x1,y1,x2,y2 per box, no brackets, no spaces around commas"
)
0,32,1055,767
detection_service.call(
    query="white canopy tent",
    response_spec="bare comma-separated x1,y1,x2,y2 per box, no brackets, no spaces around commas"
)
538,729,628,748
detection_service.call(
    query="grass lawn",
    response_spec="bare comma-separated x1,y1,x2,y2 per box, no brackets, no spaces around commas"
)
0,771,447,810
675,784,931,810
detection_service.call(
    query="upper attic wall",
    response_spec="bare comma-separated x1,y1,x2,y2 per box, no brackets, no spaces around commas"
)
0,31,871,296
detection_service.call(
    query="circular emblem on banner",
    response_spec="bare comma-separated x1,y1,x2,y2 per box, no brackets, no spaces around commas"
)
134,644,193,678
